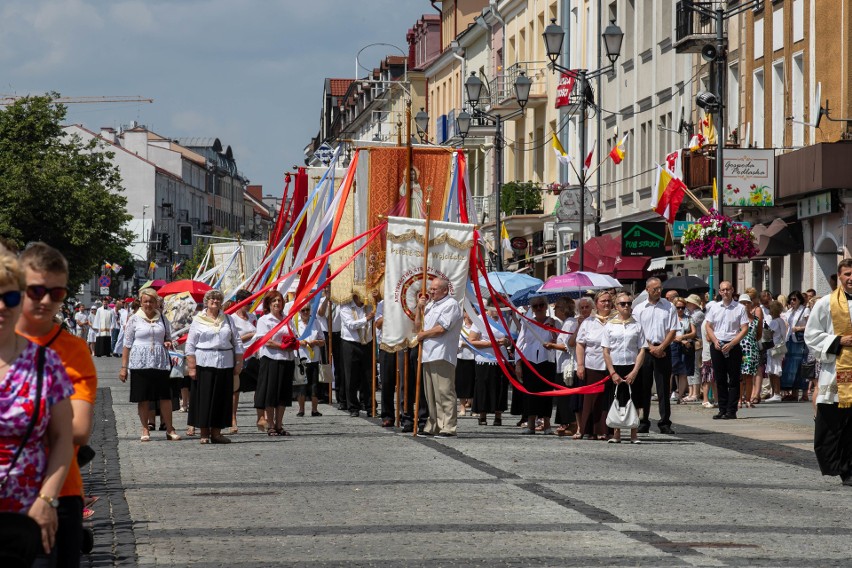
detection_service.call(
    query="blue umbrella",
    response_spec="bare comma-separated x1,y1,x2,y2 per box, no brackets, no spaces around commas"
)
478,272,543,297
509,285,577,306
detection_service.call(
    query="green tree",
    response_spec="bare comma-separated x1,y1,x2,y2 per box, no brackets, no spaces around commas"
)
0,94,132,288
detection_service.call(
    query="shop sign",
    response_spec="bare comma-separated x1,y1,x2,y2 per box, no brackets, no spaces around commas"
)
510,237,528,251
555,72,577,108
622,221,666,257
722,148,775,207
797,191,835,220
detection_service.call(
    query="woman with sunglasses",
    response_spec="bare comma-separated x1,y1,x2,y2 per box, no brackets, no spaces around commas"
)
186,289,244,444
119,288,180,442
0,248,75,561
514,297,558,435
602,292,645,443
575,291,615,440
292,303,325,418
781,291,809,400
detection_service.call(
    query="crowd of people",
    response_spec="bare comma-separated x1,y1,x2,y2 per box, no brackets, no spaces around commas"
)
5,242,852,567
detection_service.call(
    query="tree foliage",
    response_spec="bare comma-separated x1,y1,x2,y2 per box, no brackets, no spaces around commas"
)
0,94,132,288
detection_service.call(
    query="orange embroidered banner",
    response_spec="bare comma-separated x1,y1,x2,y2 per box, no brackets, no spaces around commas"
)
365,147,453,292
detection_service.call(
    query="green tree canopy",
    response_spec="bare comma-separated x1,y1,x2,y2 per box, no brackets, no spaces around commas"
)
0,94,132,289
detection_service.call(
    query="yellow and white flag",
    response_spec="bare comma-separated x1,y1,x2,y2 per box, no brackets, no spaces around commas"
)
552,133,571,166
501,222,512,254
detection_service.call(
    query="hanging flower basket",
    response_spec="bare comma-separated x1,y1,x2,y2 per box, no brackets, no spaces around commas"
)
681,209,759,260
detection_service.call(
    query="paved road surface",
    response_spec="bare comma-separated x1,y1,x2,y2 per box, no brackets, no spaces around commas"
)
81,356,850,567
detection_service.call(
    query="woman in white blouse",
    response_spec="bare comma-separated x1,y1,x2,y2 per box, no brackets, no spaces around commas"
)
544,297,579,436
185,289,244,445
292,303,326,418
468,306,511,426
575,290,614,440
119,288,180,442
254,290,297,436
601,292,646,444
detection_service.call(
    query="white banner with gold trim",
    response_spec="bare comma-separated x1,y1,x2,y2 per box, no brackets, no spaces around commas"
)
381,216,474,352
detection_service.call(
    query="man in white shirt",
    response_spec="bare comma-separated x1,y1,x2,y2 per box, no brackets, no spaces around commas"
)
74,305,89,340
93,301,115,357
704,281,750,419
374,296,398,428
339,291,374,417
632,277,679,434
415,278,463,437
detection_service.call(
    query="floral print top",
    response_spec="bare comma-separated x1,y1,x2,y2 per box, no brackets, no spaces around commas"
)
0,341,73,513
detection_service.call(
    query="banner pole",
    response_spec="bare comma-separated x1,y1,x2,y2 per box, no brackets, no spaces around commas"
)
412,196,432,437
395,351,401,427
371,316,377,418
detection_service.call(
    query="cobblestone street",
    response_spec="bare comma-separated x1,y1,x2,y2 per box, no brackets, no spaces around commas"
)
82,356,851,567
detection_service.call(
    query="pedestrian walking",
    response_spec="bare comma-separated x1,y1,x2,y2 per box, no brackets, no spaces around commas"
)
781,291,810,400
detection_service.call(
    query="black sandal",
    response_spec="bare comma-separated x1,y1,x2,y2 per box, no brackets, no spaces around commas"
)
267,428,280,437
311,411,323,417
277,428,291,436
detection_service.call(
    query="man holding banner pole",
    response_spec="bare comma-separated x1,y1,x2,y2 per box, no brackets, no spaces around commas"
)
415,277,464,437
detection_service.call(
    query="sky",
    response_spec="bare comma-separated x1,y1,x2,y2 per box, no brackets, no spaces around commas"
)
0,0,430,198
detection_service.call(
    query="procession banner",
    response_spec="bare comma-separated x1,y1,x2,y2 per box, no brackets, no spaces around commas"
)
381,216,474,352
364,147,454,293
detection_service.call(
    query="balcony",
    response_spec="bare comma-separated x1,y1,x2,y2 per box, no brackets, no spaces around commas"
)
486,61,549,110
673,1,716,54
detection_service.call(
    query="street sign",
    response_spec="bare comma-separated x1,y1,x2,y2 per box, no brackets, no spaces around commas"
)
621,221,666,257
555,186,594,223
313,142,334,165
510,237,528,251
99,286,110,296
672,220,692,239
98,275,111,287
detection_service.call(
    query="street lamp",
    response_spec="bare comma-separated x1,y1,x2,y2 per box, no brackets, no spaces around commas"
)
456,71,530,271
414,107,429,142
543,18,623,272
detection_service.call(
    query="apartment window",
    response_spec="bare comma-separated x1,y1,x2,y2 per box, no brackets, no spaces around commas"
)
754,18,764,60
793,0,804,42
772,60,784,148
772,7,784,52
791,53,804,146
728,63,740,136
753,69,765,147
623,0,635,61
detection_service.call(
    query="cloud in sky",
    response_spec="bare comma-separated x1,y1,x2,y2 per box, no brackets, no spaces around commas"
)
0,0,429,195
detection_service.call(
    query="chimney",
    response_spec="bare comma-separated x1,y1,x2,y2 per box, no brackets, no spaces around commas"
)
100,127,117,144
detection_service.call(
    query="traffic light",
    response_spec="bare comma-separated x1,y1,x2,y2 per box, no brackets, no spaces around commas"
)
179,225,192,246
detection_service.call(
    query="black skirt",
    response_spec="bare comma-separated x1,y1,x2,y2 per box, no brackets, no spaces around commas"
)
472,363,508,414
238,358,260,393
255,357,294,408
554,370,580,425
188,366,234,429
129,368,171,403
455,359,476,399
522,361,556,419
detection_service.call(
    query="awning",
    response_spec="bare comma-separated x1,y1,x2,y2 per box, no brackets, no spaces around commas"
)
723,218,803,263
568,234,652,280
647,257,668,271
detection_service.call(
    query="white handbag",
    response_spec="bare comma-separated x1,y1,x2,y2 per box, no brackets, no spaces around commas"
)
292,358,308,386
606,382,639,430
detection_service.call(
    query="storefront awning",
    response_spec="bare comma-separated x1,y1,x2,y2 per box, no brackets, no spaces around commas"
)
567,234,652,281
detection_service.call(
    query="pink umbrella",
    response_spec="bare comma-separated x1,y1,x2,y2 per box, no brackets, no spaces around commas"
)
537,271,621,294
149,279,168,290
155,280,213,302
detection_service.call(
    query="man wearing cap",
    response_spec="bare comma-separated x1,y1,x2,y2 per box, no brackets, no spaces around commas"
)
704,282,749,420
632,277,679,434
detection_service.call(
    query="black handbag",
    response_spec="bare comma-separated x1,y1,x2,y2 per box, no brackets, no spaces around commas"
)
800,360,816,380
0,346,47,566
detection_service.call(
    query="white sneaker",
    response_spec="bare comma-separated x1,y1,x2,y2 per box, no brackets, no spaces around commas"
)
764,394,782,403
670,392,680,402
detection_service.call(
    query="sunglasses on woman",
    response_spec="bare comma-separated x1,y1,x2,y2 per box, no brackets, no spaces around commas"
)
617,301,632,307
0,290,22,308
26,285,68,302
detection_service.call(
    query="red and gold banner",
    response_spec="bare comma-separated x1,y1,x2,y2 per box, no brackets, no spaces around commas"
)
365,147,453,292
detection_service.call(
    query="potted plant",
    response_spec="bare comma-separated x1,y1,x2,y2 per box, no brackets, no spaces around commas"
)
500,181,543,216
681,209,758,260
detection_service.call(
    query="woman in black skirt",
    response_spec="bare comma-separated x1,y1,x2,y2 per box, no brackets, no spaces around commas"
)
455,312,476,416
575,291,614,440
119,288,181,442
469,307,511,426
514,297,559,435
185,289,244,445
254,290,297,436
